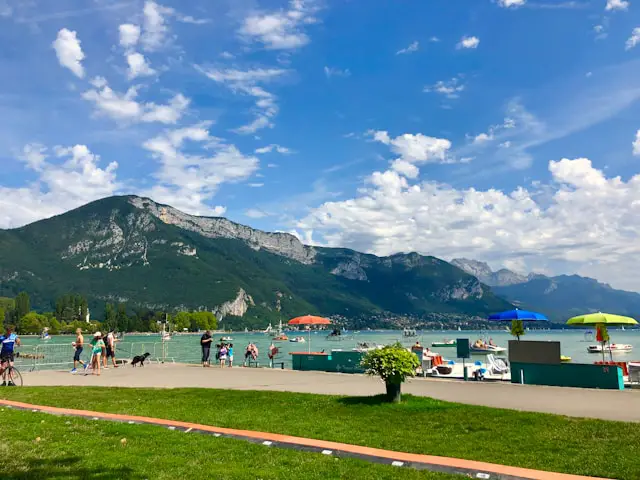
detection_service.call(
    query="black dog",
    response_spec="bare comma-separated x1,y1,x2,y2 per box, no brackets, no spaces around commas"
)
131,352,150,367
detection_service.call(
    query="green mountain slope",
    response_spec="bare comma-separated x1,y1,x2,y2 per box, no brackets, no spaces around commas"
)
0,196,512,327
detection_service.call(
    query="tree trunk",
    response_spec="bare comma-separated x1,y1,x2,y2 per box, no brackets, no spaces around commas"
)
385,381,402,403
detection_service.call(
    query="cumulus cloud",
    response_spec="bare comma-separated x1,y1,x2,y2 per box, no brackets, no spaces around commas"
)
141,0,174,51
633,130,640,155
82,77,189,124
240,0,319,50
255,144,293,154
606,0,629,11
126,52,156,79
396,41,419,55
197,66,287,134
324,66,351,78
370,130,453,178
626,28,640,50
0,144,119,228
457,35,480,49
119,23,141,48
424,78,465,99
297,157,640,290
52,28,85,78
142,124,259,215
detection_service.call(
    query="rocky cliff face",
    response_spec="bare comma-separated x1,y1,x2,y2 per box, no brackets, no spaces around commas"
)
451,258,528,286
216,288,255,319
129,197,315,264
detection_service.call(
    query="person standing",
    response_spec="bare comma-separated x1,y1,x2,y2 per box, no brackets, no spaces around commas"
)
219,343,228,367
228,343,234,368
0,327,20,386
71,328,87,374
200,330,212,367
104,331,118,369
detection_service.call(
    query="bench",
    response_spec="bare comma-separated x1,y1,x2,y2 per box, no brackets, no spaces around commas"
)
244,358,260,368
270,359,285,369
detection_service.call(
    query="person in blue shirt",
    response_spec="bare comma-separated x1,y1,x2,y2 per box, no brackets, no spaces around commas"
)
0,327,21,386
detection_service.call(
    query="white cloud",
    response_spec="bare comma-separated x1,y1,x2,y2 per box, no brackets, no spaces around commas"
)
324,66,351,78
606,0,630,11
457,36,480,49
245,208,269,218
255,144,293,154
197,66,287,134
498,0,526,7
240,0,319,50
633,130,640,155
220,51,235,59
119,23,141,48
625,27,640,50
126,52,156,79
52,28,85,78
473,132,494,144
429,36,441,43
424,78,465,99
370,130,453,177
142,124,259,216
248,183,264,188
82,78,189,124
396,41,419,55
0,144,119,228
297,158,640,290
141,0,174,51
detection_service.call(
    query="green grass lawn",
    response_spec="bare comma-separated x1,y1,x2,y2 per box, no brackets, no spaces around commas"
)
0,409,459,480
2,387,639,479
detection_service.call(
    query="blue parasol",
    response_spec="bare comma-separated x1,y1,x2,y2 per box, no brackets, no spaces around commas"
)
488,309,549,321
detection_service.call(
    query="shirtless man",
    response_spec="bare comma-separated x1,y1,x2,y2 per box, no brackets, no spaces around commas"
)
71,328,87,374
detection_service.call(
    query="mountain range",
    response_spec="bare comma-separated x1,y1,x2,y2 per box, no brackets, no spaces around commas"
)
0,196,512,328
452,258,640,321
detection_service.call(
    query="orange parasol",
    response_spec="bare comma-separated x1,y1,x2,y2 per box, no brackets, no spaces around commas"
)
288,315,331,352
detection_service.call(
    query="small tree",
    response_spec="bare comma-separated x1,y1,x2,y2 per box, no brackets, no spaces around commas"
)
510,319,525,340
361,342,421,403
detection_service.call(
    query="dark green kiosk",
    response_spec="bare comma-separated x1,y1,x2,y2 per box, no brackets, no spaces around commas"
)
290,350,366,373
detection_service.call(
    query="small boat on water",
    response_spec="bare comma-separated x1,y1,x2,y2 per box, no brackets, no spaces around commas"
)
432,339,457,348
40,328,51,341
403,328,418,337
221,336,233,342
561,355,572,362
470,339,506,354
289,336,306,343
587,344,633,353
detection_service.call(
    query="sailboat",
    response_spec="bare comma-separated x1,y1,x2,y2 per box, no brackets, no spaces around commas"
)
272,320,288,341
263,323,273,335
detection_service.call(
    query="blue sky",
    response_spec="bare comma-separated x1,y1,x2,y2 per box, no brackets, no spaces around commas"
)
2,0,640,290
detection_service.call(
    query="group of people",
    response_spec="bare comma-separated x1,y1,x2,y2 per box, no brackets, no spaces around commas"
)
199,331,234,368
71,328,118,375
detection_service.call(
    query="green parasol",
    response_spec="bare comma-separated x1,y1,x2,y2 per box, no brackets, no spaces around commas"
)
566,313,637,362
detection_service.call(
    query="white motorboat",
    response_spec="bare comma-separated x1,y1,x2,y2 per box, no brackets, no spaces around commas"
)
221,336,233,342
403,328,418,337
289,336,306,343
40,328,51,341
587,344,633,353
470,343,507,354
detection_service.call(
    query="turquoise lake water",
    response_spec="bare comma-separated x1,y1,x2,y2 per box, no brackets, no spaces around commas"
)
16,329,640,370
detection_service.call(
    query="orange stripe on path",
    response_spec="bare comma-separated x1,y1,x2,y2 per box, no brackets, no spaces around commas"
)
0,399,609,480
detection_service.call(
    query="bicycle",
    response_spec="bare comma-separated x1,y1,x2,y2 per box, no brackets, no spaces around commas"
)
0,360,23,387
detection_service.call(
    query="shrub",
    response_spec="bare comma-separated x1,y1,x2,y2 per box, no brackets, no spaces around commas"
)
361,343,421,403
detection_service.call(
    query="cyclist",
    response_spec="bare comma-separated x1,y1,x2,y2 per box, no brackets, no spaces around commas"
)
0,327,21,386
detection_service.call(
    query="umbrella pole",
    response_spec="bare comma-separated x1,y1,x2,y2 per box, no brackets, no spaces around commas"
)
308,327,311,353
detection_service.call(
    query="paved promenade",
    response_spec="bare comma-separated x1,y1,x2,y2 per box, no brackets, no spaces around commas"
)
22,364,640,422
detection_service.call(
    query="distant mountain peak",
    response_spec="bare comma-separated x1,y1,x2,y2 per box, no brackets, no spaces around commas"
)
451,258,529,287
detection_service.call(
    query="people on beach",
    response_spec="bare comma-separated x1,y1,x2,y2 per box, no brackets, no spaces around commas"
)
89,332,105,376
268,343,278,368
200,330,212,367
71,328,87,374
228,343,234,368
104,331,118,369
0,327,20,386
244,343,259,366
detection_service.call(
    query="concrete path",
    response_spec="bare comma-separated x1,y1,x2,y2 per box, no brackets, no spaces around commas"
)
0,398,610,480
22,364,640,422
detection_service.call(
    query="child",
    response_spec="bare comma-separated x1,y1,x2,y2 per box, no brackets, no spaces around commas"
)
219,343,228,367
228,344,234,368
90,332,105,376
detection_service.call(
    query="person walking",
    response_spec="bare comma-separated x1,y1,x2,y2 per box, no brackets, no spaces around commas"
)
88,332,105,376
200,330,212,367
71,328,87,374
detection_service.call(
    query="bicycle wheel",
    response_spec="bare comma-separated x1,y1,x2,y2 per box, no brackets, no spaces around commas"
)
8,366,23,387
